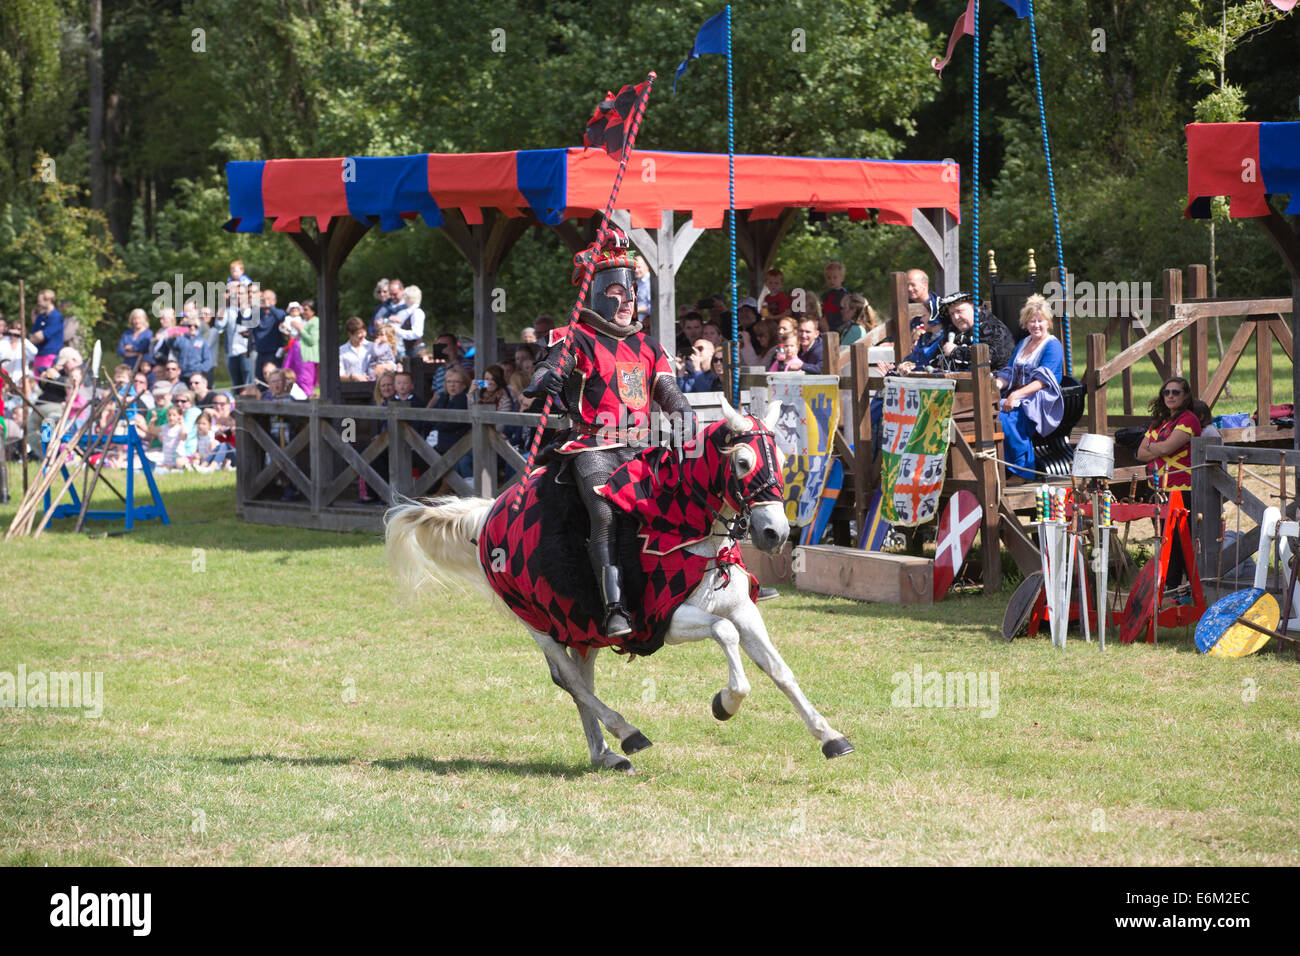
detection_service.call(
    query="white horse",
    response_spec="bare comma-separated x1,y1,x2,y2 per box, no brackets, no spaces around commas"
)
385,399,853,772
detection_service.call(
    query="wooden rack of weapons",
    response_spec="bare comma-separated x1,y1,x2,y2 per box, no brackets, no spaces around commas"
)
3,348,141,540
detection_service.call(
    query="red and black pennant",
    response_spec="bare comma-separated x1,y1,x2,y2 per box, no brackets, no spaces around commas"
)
583,81,650,159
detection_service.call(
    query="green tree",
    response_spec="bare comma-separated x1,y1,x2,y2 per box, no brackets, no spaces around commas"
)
7,154,129,344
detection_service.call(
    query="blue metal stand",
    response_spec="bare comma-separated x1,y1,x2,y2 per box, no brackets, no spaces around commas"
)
42,427,170,530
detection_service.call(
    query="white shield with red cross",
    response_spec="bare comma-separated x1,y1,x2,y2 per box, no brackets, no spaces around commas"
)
932,490,982,601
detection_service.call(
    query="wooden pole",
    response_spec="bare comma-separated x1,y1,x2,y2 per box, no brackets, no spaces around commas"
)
971,343,1001,593
18,278,28,497
889,272,909,366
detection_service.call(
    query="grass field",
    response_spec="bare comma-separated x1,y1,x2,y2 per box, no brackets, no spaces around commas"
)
1,464,1297,866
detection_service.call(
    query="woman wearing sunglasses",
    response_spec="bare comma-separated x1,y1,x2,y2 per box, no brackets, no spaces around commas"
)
1137,377,1200,489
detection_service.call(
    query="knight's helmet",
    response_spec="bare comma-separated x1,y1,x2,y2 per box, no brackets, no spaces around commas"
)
572,225,638,323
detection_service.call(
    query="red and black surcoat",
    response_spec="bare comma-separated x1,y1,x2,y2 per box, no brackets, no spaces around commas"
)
538,311,689,453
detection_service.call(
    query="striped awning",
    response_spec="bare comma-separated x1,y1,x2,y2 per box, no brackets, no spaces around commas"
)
224,148,961,234
1185,121,1300,219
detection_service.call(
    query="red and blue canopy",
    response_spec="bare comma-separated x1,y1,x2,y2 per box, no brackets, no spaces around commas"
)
225,148,960,234
1185,121,1300,218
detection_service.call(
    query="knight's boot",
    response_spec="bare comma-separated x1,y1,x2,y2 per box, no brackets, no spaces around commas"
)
599,566,633,639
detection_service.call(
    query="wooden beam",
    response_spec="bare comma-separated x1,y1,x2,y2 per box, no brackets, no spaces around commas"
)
1096,316,1199,384
1203,319,1256,407
247,421,313,499
1203,443,1300,467
672,217,706,268
998,501,1042,575
1270,317,1294,361
321,423,390,504
1255,208,1300,282
1171,298,1293,320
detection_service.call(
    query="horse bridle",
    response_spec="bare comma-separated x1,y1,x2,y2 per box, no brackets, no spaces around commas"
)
714,422,783,541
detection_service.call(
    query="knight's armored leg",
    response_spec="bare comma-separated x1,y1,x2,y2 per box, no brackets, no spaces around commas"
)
575,451,632,639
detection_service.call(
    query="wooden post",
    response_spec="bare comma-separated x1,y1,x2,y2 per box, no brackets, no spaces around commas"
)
388,408,411,503
850,339,872,532
889,271,909,365
1086,333,1108,436
309,408,323,516
1256,316,1273,420
822,331,841,376
1162,268,1183,380
1119,315,1133,415
1187,266,1209,402
971,343,1001,593
1190,435,1220,582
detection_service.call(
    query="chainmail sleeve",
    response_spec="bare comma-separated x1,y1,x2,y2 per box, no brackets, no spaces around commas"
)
652,372,695,421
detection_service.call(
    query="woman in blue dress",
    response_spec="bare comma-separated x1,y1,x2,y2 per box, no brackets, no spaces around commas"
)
994,294,1064,480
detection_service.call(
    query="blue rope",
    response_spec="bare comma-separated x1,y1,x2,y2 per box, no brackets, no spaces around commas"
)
1028,0,1068,376
727,4,739,405
972,0,980,345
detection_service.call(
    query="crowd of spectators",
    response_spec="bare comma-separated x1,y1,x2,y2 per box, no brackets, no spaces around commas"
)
1,256,1027,499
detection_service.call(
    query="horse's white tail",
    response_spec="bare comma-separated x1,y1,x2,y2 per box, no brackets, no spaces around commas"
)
385,496,496,601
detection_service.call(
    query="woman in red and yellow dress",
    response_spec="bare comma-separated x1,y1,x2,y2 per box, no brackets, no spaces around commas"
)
1137,376,1201,489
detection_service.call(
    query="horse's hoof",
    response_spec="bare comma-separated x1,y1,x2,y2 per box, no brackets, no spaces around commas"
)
610,757,634,772
621,731,653,755
822,737,855,759
711,691,734,721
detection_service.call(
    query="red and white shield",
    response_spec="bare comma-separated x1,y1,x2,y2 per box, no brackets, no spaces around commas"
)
615,362,648,410
933,490,982,601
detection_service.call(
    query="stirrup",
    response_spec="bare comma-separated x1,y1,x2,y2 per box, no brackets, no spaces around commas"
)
604,604,633,639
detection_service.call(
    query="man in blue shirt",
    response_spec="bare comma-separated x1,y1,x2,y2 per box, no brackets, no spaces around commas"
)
252,288,285,371
29,288,63,373
371,278,405,337
175,315,215,384
429,332,474,396
677,338,720,393
790,318,823,374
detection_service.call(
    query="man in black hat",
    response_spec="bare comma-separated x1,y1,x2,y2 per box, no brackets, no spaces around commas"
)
527,227,697,639
935,291,1014,375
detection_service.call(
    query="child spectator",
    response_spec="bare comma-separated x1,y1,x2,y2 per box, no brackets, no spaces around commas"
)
194,411,232,471
392,370,417,406
369,325,399,378
759,269,792,319
158,404,191,471
768,330,800,372
821,261,850,334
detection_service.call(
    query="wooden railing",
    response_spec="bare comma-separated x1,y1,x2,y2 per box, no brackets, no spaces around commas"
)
234,400,543,531
234,391,750,532
1085,266,1294,440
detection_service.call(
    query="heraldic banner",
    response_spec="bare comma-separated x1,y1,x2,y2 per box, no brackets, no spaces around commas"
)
879,376,954,526
751,374,841,527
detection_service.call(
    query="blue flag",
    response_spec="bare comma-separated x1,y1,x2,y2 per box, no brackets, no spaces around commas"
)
1001,0,1030,16
674,11,728,92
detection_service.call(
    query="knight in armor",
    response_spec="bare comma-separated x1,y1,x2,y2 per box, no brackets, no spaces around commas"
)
525,227,697,639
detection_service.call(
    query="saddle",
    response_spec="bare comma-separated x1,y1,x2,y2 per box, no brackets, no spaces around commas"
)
532,462,653,644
